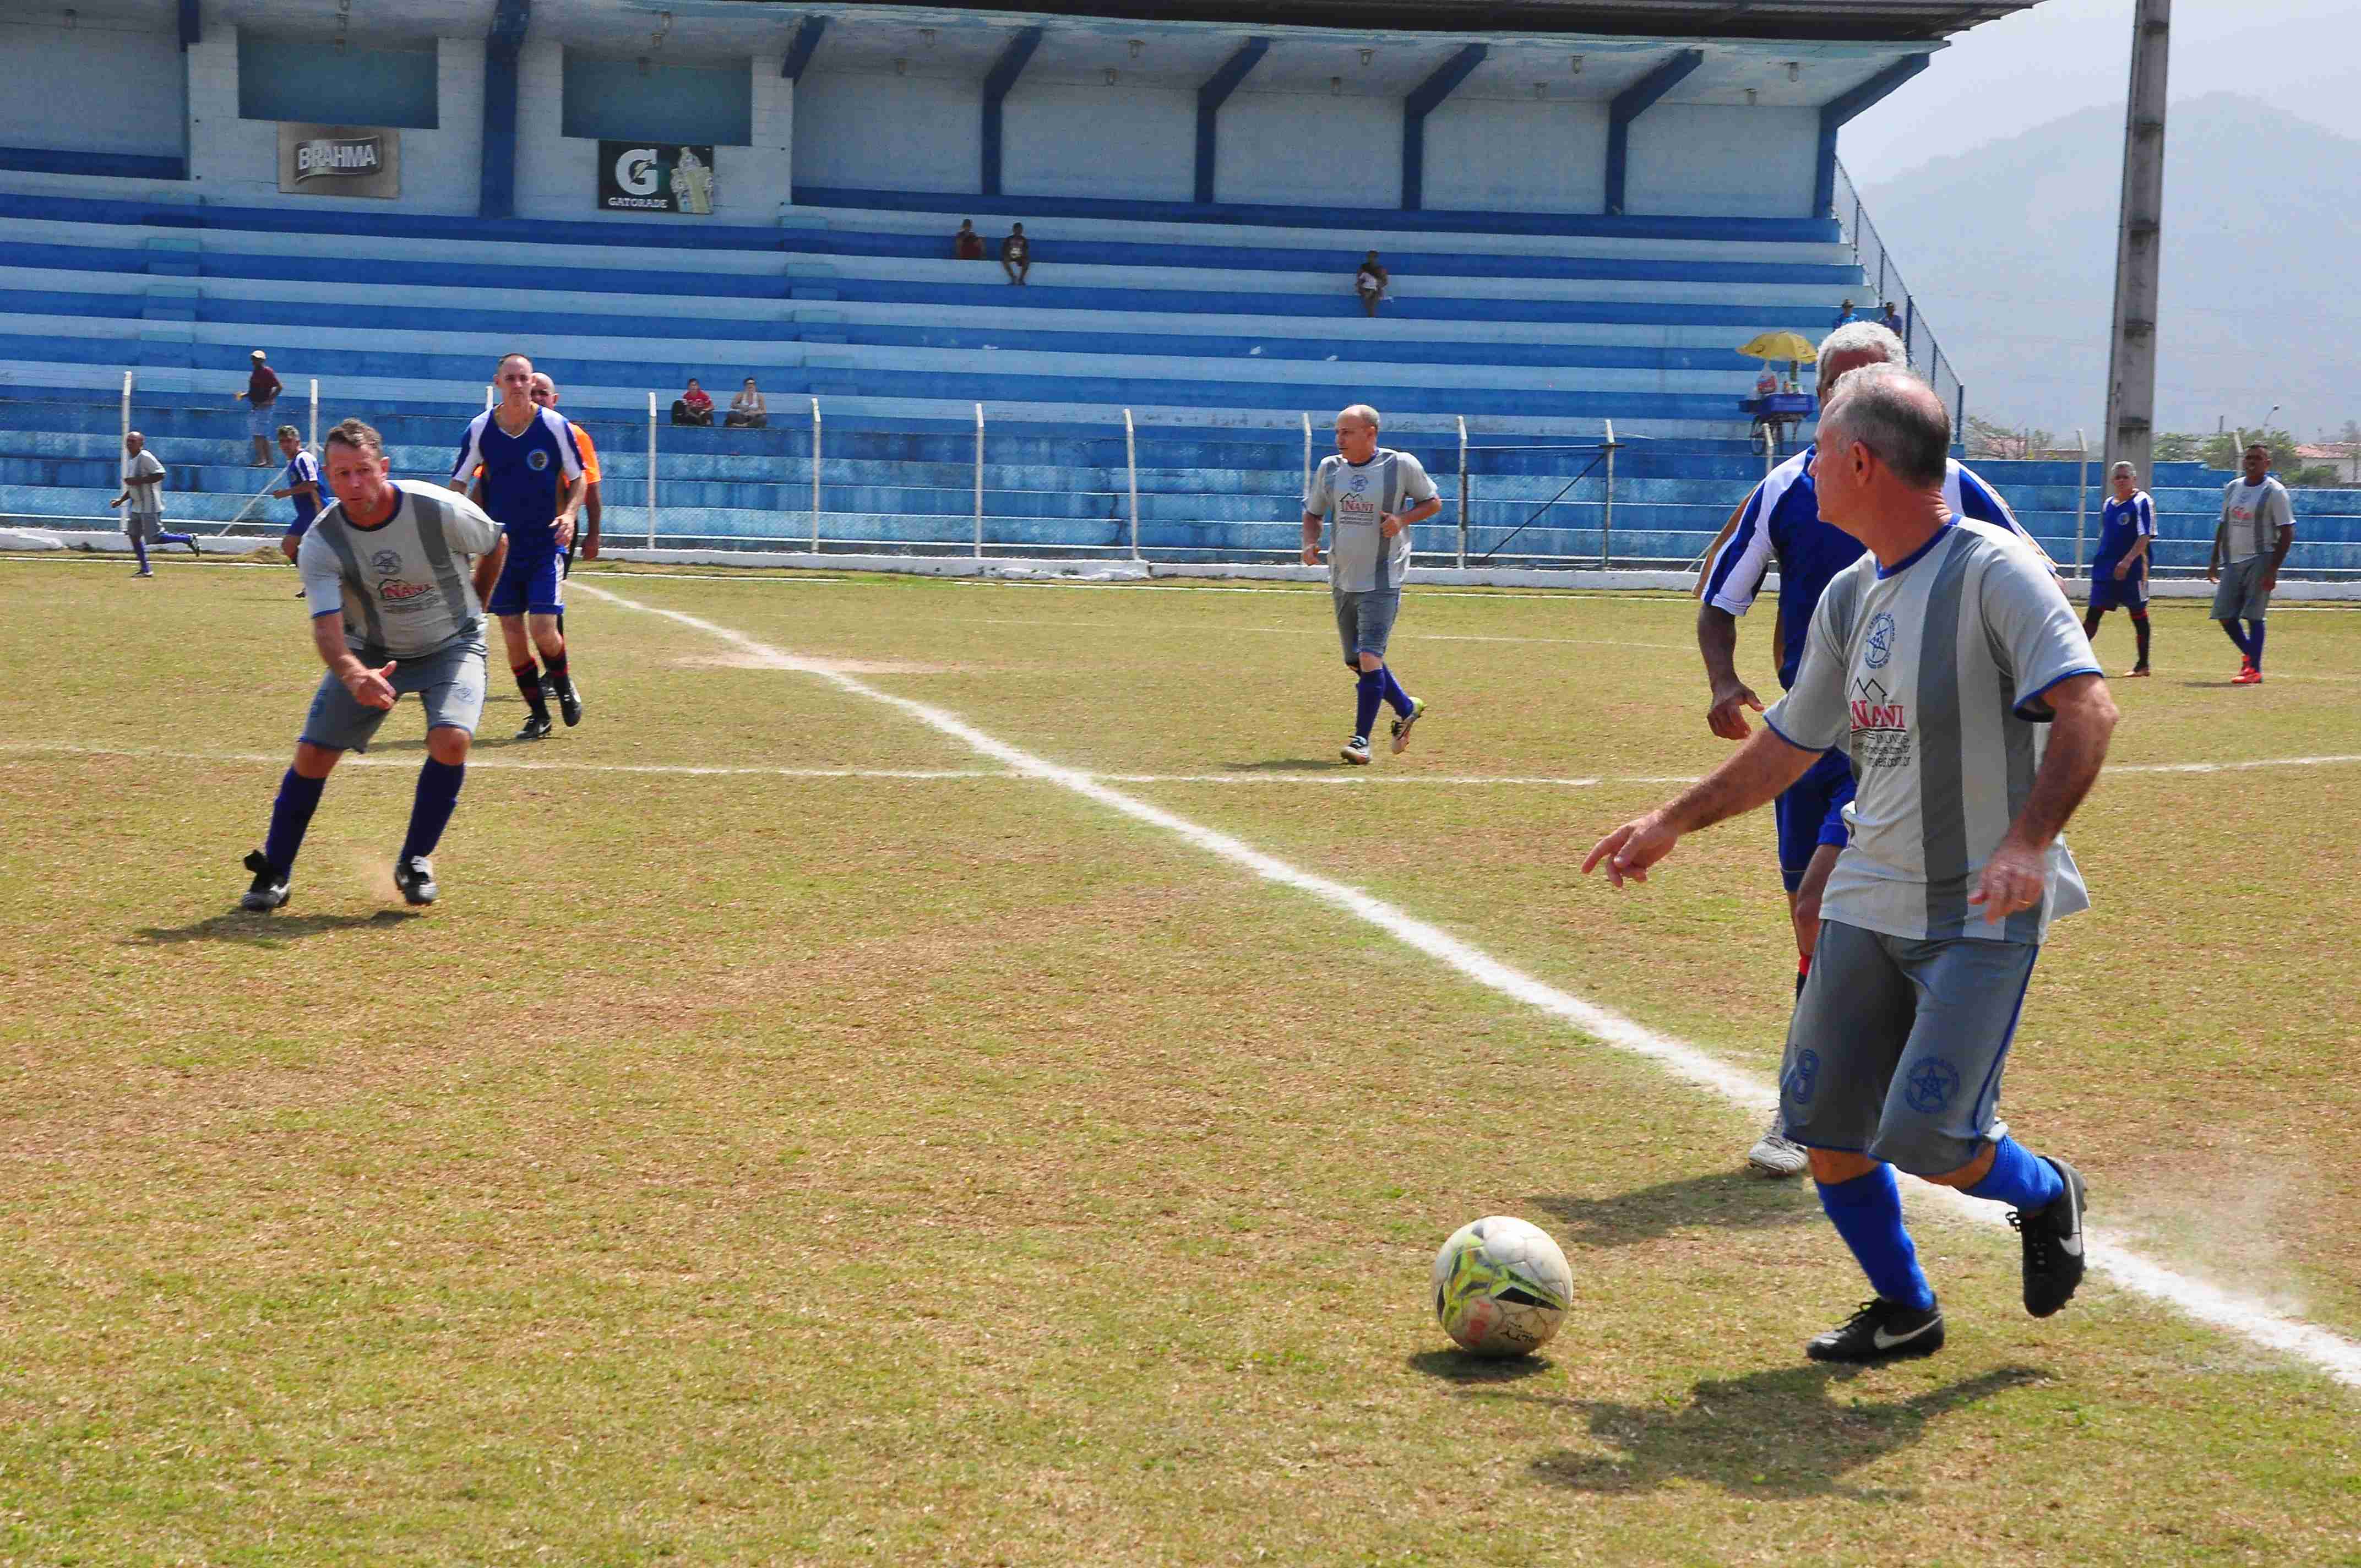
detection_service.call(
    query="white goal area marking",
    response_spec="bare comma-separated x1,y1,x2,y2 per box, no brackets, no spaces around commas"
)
565,580,2361,1388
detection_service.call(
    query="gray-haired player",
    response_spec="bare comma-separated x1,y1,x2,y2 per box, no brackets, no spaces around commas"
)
239,418,508,911
1585,366,2115,1365
1302,404,1442,764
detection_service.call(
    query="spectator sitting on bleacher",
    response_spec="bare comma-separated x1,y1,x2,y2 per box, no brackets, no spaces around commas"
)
1000,224,1031,285
727,378,768,429
237,349,283,466
1355,252,1389,317
672,379,714,427
1880,300,1905,340
954,219,984,260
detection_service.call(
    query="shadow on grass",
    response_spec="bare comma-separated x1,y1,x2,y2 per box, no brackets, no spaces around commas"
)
1220,758,1346,772
1406,1349,1557,1385
132,908,423,946
1527,1363,2047,1500
1526,1171,1820,1250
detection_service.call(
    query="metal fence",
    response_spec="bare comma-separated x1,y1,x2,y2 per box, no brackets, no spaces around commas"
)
1831,158,1965,431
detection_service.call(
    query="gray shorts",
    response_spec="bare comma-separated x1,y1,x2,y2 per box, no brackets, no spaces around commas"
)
124,509,165,542
1778,919,2038,1176
1332,587,1402,666
2211,555,2273,620
300,638,487,752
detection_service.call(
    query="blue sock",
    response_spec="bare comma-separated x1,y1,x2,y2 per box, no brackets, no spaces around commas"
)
158,530,194,547
2221,619,2254,660
399,758,466,861
263,768,327,873
1816,1167,1935,1310
2245,619,2266,668
1378,665,1414,718
1962,1136,2064,1210
1353,670,1382,742
129,535,149,571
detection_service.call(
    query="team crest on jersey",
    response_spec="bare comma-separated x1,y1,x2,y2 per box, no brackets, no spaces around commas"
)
526,449,551,471
1864,611,1897,668
370,549,402,575
1849,676,1911,769
379,578,432,601
1347,473,1369,493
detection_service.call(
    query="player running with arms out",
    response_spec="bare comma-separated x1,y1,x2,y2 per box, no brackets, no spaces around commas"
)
1592,366,2114,1365
1303,404,1441,765
453,352,584,739
2085,461,2156,676
2209,442,2295,685
238,418,508,912
1694,321,2043,1179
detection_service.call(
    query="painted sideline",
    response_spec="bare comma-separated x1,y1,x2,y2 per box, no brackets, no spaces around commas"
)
570,579,2361,1388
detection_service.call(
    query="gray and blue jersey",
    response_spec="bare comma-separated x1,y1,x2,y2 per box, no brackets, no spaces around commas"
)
1764,521,2101,945
298,481,504,661
1305,448,1437,595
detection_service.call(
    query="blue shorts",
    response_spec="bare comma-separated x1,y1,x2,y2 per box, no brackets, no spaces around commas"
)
1779,921,2038,1176
300,637,487,752
2088,561,2148,612
1332,587,1402,666
487,550,564,617
1773,748,1855,892
285,514,314,543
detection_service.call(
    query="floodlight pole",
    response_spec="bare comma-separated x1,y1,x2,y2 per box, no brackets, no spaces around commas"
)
119,369,132,453
2101,0,2170,481
1302,411,1312,500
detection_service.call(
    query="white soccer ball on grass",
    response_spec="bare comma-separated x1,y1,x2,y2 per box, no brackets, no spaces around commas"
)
1431,1215,1573,1356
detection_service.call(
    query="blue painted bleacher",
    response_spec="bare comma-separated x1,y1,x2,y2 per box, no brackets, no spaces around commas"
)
0,182,2354,570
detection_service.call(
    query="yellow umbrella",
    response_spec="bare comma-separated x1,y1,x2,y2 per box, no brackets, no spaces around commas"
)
1738,330,1818,364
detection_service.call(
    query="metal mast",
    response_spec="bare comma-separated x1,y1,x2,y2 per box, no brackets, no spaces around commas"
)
2101,0,2170,478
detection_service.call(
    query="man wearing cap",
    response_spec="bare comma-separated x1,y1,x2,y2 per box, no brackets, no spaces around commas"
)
237,350,284,467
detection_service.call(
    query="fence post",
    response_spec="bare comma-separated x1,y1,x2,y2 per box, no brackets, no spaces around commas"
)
1123,407,1140,562
2074,428,2088,576
810,396,822,555
307,379,319,451
973,402,984,560
1456,416,1468,569
485,385,494,411
1600,420,1618,570
1302,411,1312,500
645,391,657,550
119,369,132,453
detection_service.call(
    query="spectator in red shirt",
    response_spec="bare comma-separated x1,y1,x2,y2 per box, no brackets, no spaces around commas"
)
954,219,985,260
236,349,284,466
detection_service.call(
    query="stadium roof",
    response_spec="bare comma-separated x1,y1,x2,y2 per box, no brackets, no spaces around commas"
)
838,0,2041,44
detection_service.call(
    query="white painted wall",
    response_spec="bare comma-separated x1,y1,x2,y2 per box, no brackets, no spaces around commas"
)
515,42,793,222
792,73,981,194
1625,104,1818,219
1216,91,1400,208
1003,82,1193,203
186,28,482,214
1423,97,1609,214
0,16,184,157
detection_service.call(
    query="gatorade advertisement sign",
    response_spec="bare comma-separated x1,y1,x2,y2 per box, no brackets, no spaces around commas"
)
598,141,716,215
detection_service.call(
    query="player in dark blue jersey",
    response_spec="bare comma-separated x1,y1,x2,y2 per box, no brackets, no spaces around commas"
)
271,424,327,594
450,353,584,739
1695,323,2045,1177
2084,461,2155,676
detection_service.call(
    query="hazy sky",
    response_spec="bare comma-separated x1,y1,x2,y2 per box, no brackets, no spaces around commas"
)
1838,0,2361,186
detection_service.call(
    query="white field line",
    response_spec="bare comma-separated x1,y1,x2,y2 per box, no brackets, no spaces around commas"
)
15,742,2361,790
570,579,2361,1387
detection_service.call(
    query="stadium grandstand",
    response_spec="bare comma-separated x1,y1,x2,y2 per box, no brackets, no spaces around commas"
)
0,0,2352,576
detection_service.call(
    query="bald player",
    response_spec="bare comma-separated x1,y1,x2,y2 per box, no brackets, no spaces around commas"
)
451,352,583,739
1302,404,1441,765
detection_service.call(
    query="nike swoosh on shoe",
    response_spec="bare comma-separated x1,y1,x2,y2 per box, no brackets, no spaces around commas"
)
1873,1319,1942,1350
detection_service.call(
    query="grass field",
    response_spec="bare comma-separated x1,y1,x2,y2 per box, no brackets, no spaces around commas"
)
5,551,2361,1566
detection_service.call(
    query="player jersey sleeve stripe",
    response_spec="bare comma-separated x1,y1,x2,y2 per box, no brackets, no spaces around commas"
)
450,413,489,486
1701,478,1776,616
544,407,584,481
1953,464,2026,537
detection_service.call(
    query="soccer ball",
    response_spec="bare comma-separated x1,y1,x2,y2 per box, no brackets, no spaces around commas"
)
1431,1215,1573,1356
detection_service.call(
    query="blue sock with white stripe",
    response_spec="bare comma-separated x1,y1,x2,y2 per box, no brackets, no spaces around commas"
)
263,768,326,873
1816,1167,1935,1310
1962,1135,2064,1210
2245,619,2266,668
1378,665,1414,718
400,758,466,862
1353,671,1383,743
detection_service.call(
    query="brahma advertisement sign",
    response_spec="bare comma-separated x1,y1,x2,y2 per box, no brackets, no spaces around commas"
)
276,124,401,198
599,141,716,215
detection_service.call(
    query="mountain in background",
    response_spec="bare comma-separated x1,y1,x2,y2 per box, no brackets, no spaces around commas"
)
1857,92,2360,444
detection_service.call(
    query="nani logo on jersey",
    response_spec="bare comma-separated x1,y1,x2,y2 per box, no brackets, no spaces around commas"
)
379,578,433,601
